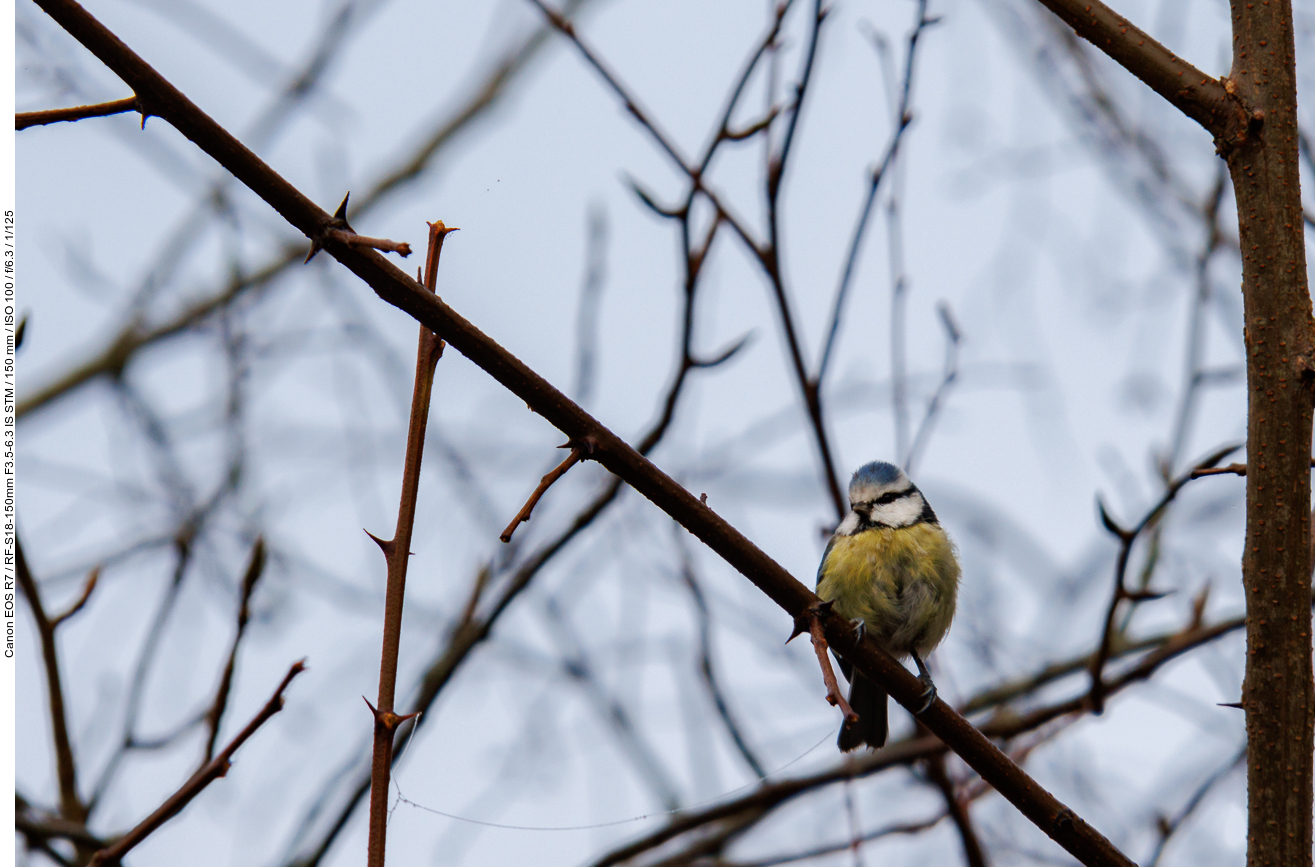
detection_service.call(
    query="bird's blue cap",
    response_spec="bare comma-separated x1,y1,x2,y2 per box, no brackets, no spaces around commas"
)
849,461,904,491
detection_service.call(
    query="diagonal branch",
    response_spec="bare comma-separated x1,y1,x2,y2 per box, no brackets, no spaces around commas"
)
1028,0,1246,144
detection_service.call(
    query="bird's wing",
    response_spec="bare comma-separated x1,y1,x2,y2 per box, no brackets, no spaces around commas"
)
816,535,836,589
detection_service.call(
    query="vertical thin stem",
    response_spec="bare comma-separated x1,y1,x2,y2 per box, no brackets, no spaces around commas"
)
366,221,455,867
888,194,909,463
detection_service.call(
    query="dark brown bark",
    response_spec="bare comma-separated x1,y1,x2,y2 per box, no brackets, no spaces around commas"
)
1225,0,1315,863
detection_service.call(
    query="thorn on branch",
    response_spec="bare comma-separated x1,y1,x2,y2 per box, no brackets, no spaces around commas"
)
306,193,411,264
363,697,421,732
365,529,392,555
500,440,593,543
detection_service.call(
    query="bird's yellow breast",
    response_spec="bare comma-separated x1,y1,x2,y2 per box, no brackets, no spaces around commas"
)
816,523,959,658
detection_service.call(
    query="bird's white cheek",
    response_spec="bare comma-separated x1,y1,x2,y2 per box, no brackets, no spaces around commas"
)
836,512,861,535
873,496,923,528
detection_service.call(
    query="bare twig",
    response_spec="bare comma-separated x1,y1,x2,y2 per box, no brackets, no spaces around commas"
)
1087,443,1239,711
530,0,848,518
1191,457,1315,478
365,220,453,867
16,95,139,129
88,660,306,867
818,3,934,383
48,567,99,630
499,443,589,543
789,604,858,724
203,537,267,763
324,227,412,257
679,541,767,779
903,300,961,475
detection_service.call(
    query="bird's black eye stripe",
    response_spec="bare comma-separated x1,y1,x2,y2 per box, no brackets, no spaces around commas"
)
875,487,914,505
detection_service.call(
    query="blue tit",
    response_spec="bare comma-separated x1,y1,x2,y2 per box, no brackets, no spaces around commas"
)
816,461,960,751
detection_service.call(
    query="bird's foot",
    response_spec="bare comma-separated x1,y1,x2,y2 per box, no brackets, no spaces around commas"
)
911,649,937,714
915,675,937,714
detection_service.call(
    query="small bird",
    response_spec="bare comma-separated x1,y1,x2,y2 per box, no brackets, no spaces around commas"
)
816,461,960,751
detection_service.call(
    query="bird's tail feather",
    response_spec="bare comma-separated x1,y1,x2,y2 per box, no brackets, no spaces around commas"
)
837,672,887,751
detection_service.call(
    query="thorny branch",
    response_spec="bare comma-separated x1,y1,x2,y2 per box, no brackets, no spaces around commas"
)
285,35,762,851
365,220,453,867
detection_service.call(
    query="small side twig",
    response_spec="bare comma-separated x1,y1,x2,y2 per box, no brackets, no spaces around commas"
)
202,537,266,763
88,660,306,867
500,440,592,543
324,228,412,257
305,193,413,263
903,300,962,475
1191,456,1315,478
789,603,858,724
16,95,141,129
49,567,99,630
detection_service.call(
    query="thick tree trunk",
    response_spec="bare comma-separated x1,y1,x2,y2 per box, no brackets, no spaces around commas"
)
1226,0,1315,862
